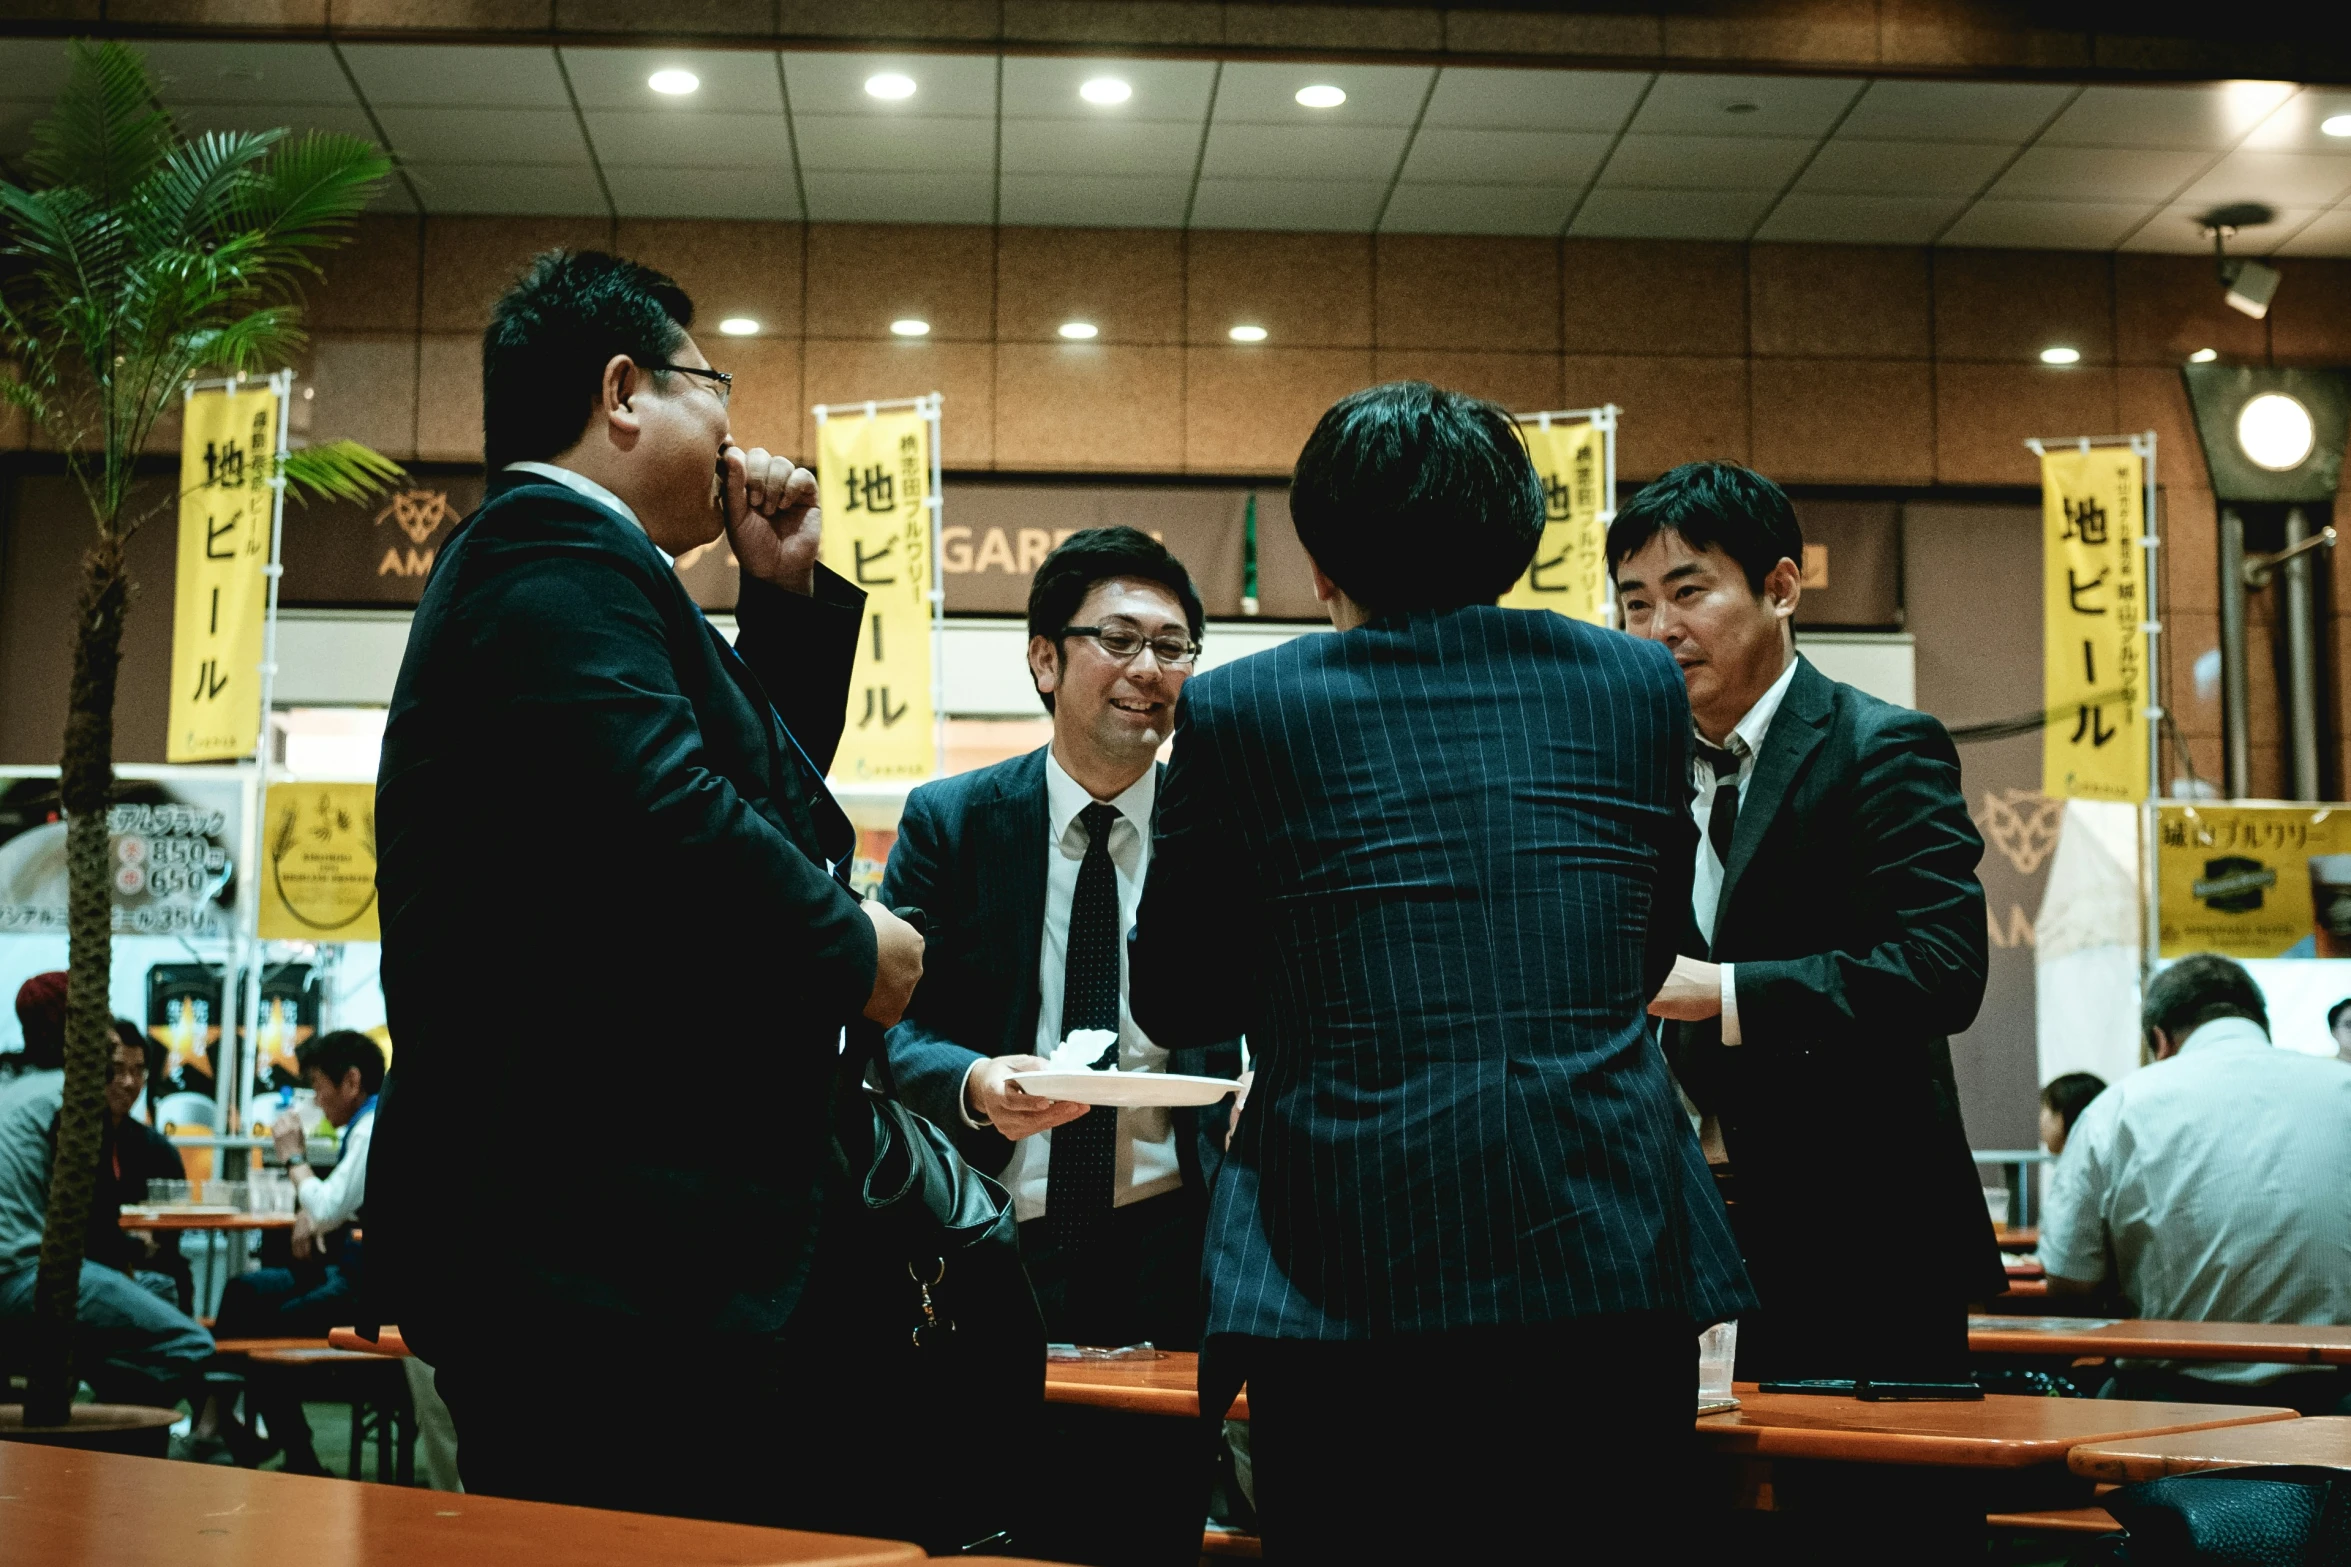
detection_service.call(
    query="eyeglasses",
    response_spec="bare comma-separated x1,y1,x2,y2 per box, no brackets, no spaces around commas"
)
641,361,732,408
1061,624,1201,669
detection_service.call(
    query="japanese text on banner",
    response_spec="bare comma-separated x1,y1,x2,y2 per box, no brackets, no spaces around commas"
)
1499,419,1607,624
168,385,279,762
817,409,935,781
258,782,379,942
2041,446,2147,802
2156,803,2351,959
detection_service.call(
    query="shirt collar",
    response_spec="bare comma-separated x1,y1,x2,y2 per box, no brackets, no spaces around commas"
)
1702,652,1802,761
504,461,672,566
1044,747,1156,848
2177,1015,2272,1055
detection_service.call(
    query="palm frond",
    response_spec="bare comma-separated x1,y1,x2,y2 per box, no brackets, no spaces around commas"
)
25,40,173,202
232,132,391,265
180,307,305,376
274,440,405,505
133,128,280,254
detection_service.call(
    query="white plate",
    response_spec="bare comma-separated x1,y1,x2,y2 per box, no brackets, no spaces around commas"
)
1007,1071,1242,1108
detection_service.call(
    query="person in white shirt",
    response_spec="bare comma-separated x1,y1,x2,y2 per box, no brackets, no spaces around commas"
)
2042,953,2351,1414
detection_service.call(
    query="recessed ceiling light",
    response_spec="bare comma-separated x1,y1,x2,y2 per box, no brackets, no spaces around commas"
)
2238,392,2316,471
1080,77,1132,106
1295,84,1346,109
1723,100,1761,115
865,72,917,101
890,318,930,337
2189,347,2219,363
2040,346,2081,365
1228,324,1268,342
2321,113,2351,138
648,69,699,96
717,317,759,337
1058,321,1099,340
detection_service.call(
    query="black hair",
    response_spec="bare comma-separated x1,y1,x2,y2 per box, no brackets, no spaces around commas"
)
2330,997,2351,1031
2039,1072,2106,1137
1289,381,1543,614
482,250,695,471
1606,460,1804,593
296,1029,387,1098
1025,526,1205,715
2141,953,2268,1047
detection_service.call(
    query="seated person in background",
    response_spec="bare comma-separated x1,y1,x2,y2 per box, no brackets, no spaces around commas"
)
2042,954,2351,1414
0,973,214,1409
2038,1071,2106,1158
88,1020,194,1315
2330,998,2351,1063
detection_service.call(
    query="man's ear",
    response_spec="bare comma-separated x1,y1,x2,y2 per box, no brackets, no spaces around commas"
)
1764,555,1802,621
1028,634,1061,700
601,354,642,438
342,1067,364,1100
1307,557,1340,606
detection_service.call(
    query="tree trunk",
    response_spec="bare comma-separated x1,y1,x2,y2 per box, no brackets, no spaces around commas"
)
24,534,131,1428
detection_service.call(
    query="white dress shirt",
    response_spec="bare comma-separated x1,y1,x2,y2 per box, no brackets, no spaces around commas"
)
2039,1017,2351,1385
504,460,673,565
297,1101,374,1231
964,751,1182,1222
1692,653,1800,1045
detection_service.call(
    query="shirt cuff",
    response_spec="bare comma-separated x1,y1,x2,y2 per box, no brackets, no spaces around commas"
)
956,1058,989,1130
1719,963,1741,1046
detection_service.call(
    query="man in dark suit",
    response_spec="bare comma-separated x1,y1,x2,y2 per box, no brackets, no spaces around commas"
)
880,526,1238,1566
1130,383,1752,1563
1611,461,2004,1391
370,250,924,1525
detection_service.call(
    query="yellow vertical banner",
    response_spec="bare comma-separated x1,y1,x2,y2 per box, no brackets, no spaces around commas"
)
2041,445,2148,802
817,408,935,781
258,782,379,942
168,385,279,762
1499,418,1608,623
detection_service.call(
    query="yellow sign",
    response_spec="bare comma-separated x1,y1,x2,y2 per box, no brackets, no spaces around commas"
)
168,385,280,762
1500,418,1608,623
2041,446,2147,802
259,782,379,942
817,406,936,781
2157,802,2351,959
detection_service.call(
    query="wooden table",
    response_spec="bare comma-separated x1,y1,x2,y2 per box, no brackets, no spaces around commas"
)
1042,1350,1247,1419
0,1443,923,1567
2070,1416,2351,1483
329,1325,411,1357
1695,1389,2295,1469
1971,1316,2351,1367
118,1209,294,1309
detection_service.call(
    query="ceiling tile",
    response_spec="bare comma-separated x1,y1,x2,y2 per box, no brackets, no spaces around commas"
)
780,51,996,119
1418,67,1649,133
342,43,569,110
143,41,355,107
560,48,784,115
997,174,1191,227
2177,150,2351,211
0,99,46,160
2120,204,2326,254
373,107,589,166
1988,145,2212,203
1189,178,1387,231
2273,209,2351,257
1201,123,1411,182
1598,134,1814,192
0,41,74,105
998,57,1217,123
1937,200,2151,250
1628,73,1863,139
1795,138,2012,198
586,111,793,169
603,164,800,221
175,104,385,146
2040,82,2299,151
1569,188,1773,241
1752,193,1965,245
404,162,609,217
792,115,997,175
1209,62,1435,128
1399,128,1611,187
800,171,995,225
1379,183,1573,236
2240,90,2351,152
1834,80,2074,144
998,119,1202,178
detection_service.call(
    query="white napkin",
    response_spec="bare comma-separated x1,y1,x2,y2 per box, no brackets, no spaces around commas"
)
1047,1028,1120,1073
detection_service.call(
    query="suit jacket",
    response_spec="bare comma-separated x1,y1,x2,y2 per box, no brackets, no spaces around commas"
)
877,746,1239,1196
370,473,877,1348
1130,606,1754,1341
1672,656,2008,1310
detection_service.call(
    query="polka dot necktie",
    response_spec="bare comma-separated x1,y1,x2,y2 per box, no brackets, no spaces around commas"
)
1046,801,1123,1249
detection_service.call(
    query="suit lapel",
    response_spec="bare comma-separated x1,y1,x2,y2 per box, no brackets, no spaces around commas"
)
1716,657,1833,931
989,748,1052,1056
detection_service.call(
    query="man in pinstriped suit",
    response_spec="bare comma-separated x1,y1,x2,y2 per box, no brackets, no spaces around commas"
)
1130,382,1753,1563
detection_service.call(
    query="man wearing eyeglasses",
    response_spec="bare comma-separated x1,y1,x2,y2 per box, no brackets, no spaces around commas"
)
879,527,1240,1566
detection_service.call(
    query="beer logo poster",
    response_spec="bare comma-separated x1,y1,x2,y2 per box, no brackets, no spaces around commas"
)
259,782,379,942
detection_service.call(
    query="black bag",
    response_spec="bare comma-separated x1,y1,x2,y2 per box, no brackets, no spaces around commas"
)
2070,1466,2351,1567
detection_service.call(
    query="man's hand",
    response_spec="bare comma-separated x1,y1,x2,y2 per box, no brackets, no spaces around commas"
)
290,1209,317,1261
270,1109,307,1164
1648,955,1726,1022
721,443,821,596
1227,1069,1254,1150
862,899,925,1025
966,1055,1092,1141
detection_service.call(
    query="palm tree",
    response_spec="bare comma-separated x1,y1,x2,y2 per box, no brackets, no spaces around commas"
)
0,39,401,1428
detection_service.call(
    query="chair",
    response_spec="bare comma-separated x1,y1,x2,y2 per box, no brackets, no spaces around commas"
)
241,1346,416,1483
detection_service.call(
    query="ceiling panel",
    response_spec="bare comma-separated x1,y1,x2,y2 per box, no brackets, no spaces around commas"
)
2040,82,2299,151
373,107,589,166
1201,123,1411,181
561,48,784,115
1753,193,1964,244
800,170,994,224
2241,90,2351,152
1629,73,1863,139
0,99,47,159
781,52,997,119
0,41,74,104
2177,149,2351,211
1380,182,1573,235
998,119,1202,178
1188,177,1388,230
175,104,385,145
997,174,1191,227
1987,145,2212,202
998,57,1216,123
404,162,609,216
793,115,997,175
1796,138,2011,198
1419,67,1649,133
1399,128,1612,187
603,164,800,220
2274,208,2351,256
1209,62,1434,127
142,41,355,107
1834,80,2073,144
1569,187,1773,240
2118,203,2325,254
1599,134,1815,192
342,43,569,109
586,111,793,168
1938,199,2151,250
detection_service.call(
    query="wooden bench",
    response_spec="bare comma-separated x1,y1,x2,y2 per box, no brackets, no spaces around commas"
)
1200,1523,1263,1558
242,1345,415,1483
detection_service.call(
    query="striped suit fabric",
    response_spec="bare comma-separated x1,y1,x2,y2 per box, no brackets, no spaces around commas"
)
1131,604,1754,1341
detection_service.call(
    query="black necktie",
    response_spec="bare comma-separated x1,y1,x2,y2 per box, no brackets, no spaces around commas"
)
1046,802,1123,1249
1698,742,1742,869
